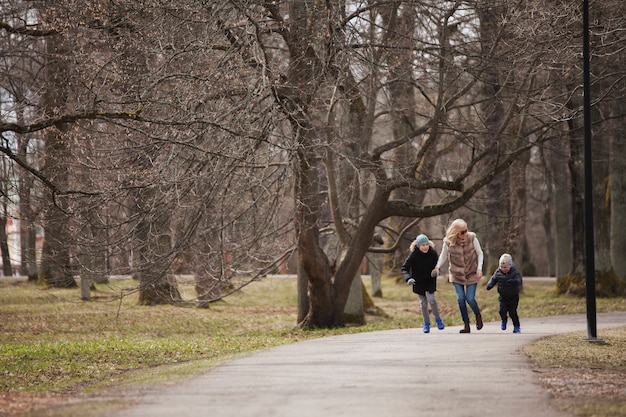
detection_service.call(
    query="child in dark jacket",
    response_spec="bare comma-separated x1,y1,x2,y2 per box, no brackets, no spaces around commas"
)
486,253,522,333
402,234,444,333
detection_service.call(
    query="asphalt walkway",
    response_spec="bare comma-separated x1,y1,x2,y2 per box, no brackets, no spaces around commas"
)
108,312,626,417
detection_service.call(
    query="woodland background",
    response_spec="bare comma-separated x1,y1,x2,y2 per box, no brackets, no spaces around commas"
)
0,1,624,328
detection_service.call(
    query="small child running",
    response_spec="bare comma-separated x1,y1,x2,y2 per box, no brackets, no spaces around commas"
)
486,253,523,333
402,234,445,333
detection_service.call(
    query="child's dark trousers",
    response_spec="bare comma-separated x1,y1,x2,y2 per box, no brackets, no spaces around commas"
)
498,294,520,327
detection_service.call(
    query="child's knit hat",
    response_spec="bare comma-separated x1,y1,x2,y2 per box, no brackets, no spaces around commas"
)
415,234,429,246
499,253,513,268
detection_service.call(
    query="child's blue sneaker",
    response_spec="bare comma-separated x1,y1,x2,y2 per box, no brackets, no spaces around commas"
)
436,317,445,330
501,320,507,331
513,326,521,333
423,322,430,333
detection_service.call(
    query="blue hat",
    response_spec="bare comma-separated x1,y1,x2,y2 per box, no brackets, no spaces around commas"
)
499,253,513,268
415,234,429,246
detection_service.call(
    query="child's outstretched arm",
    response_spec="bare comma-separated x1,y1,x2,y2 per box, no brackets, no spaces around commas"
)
486,273,497,290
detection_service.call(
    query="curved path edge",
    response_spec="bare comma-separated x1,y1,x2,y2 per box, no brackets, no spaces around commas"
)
108,312,626,417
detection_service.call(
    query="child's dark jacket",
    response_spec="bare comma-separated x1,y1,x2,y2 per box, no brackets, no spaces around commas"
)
486,265,522,297
402,246,438,295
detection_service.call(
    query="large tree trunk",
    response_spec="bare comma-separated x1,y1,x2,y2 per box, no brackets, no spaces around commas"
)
368,251,383,298
22,223,38,281
0,214,12,276
18,152,38,281
296,262,310,323
566,95,586,275
332,190,389,325
78,238,107,301
380,3,419,268
38,32,76,289
343,270,364,324
286,1,338,328
591,133,612,274
295,134,335,327
510,155,529,270
610,100,626,284
551,136,573,278
560,128,585,294
538,147,556,276
137,233,181,305
0,150,11,276
477,2,509,273
40,198,76,288
131,195,181,304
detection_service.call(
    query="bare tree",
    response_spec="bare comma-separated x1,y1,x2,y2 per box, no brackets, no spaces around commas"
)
1,0,624,320
0,1,47,281
1,1,293,301
609,100,626,284
510,0,626,294
256,1,557,327
37,16,76,288
588,0,626,294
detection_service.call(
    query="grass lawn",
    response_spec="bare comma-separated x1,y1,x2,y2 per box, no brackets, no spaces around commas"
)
1,274,625,417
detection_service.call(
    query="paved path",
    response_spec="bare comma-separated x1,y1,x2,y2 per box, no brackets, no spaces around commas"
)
109,312,626,417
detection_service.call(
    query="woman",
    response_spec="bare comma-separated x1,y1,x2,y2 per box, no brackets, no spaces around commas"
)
434,219,484,333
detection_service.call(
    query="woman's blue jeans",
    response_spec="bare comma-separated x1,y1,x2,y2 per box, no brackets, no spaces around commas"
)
453,282,481,323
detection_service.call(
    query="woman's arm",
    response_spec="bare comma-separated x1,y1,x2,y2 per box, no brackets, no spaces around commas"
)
474,237,484,278
434,241,448,272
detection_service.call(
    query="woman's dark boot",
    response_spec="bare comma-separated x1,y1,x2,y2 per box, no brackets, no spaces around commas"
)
476,313,483,330
460,322,471,333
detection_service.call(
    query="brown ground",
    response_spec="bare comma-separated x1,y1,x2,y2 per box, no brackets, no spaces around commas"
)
533,368,626,416
0,392,72,417
534,368,626,398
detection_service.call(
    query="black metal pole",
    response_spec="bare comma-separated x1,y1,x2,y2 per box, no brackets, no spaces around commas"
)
582,0,598,340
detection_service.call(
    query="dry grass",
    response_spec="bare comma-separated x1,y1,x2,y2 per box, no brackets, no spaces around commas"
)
0,274,625,417
524,327,626,417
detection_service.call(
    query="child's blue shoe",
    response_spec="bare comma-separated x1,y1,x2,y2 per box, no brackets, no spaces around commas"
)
513,326,521,333
436,317,445,330
423,322,430,333
501,320,507,331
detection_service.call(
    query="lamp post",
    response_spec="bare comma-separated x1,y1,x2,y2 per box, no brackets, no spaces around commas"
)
582,0,599,341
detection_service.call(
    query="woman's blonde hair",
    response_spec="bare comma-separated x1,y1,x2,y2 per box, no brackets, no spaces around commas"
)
445,218,468,246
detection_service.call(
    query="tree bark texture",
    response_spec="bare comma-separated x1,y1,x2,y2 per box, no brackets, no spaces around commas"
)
610,101,626,284
38,32,76,289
